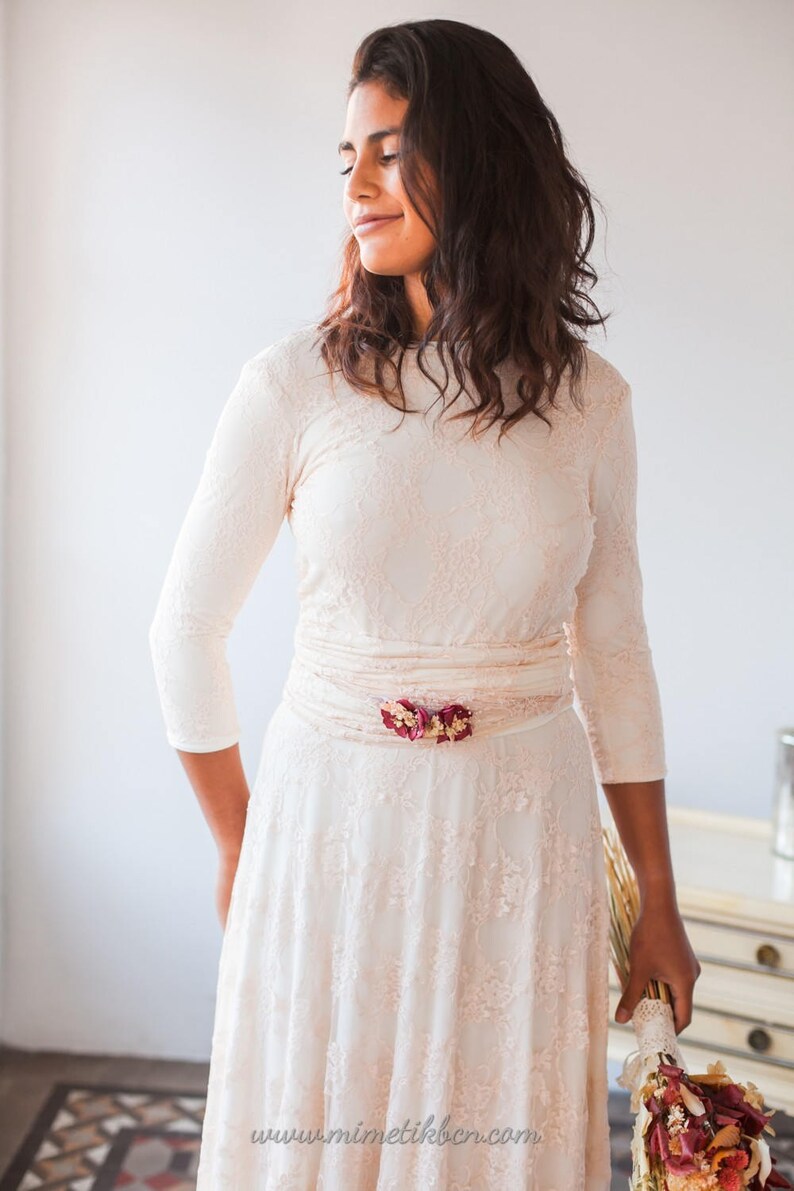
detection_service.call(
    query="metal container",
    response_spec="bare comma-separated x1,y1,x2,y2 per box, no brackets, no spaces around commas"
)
772,727,794,859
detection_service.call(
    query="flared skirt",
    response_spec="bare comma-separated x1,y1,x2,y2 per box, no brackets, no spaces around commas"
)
194,698,612,1191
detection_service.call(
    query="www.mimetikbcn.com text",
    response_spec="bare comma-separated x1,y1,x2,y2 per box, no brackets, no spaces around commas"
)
251,1114,542,1147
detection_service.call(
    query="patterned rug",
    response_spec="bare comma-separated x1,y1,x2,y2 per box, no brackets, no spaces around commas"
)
0,1082,792,1190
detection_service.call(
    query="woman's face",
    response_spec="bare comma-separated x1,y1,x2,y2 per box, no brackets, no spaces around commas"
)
339,81,437,279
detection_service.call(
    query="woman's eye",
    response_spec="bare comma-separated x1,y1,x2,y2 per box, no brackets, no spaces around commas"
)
339,153,399,177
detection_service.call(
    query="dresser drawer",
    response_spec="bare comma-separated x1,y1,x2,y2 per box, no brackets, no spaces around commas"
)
607,987,794,1067
682,917,794,976
684,1005,794,1067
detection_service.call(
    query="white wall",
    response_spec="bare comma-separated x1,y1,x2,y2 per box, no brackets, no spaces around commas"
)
2,0,792,1058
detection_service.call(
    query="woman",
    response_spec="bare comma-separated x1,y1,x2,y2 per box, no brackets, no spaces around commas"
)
149,18,699,1190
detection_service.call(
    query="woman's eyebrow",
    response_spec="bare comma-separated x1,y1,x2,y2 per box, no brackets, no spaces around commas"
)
337,126,402,154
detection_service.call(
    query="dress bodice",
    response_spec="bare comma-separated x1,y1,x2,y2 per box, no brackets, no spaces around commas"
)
149,326,667,785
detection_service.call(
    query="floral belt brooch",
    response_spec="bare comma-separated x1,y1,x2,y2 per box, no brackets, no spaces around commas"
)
379,698,474,743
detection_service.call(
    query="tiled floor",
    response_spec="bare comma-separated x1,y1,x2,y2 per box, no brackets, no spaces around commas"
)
0,1047,209,1187
1,1045,793,1189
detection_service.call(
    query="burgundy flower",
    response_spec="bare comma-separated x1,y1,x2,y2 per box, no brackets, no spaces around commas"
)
380,698,473,743
380,698,431,740
436,703,474,743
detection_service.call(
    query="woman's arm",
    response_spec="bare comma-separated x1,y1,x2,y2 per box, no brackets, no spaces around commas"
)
564,361,699,1031
149,351,298,753
178,744,249,928
604,778,674,900
604,778,701,1033
565,368,668,786
149,348,299,921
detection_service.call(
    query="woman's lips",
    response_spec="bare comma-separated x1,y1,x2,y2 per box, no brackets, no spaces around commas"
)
355,215,402,235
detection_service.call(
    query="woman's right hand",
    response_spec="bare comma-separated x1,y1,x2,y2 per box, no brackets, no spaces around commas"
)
216,848,242,930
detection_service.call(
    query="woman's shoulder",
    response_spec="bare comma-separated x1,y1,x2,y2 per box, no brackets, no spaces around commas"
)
580,345,631,406
248,323,328,387
554,344,632,439
580,345,628,400
236,324,331,430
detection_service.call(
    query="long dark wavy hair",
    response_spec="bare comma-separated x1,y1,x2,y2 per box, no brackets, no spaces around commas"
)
315,18,612,442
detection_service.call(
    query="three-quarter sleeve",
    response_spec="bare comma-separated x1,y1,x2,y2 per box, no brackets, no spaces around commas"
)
564,372,667,784
148,350,298,752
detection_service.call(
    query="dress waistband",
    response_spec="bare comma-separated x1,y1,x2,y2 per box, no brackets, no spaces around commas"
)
281,624,575,745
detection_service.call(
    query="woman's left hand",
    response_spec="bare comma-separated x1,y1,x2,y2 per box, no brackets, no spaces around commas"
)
614,895,702,1034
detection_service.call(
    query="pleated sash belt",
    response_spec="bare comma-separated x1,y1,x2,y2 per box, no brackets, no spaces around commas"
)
281,623,575,745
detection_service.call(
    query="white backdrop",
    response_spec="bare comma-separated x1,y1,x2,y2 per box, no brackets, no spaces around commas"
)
2,0,792,1059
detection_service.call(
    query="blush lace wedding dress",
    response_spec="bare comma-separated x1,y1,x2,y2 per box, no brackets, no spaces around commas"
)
149,325,667,1190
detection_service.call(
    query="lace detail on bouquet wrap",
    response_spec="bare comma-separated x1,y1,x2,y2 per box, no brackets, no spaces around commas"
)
617,997,686,1113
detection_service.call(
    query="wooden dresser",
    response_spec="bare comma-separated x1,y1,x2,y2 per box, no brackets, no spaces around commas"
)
605,804,794,1112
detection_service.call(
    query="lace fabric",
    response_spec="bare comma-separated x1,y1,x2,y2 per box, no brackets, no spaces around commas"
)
617,998,685,1114
148,327,668,1189
282,624,576,744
